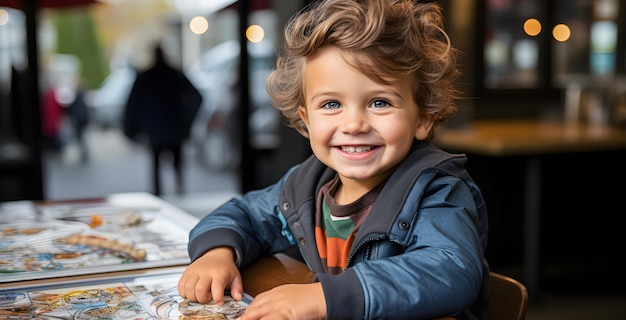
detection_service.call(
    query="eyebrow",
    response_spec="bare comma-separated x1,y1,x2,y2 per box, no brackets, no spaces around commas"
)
309,87,405,101
308,90,341,102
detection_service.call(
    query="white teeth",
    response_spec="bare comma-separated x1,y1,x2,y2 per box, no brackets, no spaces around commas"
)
341,146,372,153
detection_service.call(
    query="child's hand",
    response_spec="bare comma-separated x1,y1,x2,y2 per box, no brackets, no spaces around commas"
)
237,282,326,320
177,247,243,305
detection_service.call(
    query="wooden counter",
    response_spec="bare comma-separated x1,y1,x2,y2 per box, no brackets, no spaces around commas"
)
436,120,626,156
240,254,315,296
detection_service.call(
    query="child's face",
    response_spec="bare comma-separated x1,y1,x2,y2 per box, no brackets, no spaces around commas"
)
299,46,433,188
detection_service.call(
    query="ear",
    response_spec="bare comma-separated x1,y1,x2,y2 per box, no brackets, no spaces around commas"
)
414,115,434,140
298,105,309,127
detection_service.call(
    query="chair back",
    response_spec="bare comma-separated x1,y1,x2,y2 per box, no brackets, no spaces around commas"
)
488,272,529,320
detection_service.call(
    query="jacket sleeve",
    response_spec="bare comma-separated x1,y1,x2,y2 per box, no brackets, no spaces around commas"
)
320,173,487,319
187,166,298,267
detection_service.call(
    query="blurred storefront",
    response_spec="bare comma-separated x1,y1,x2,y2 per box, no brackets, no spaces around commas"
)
1,0,625,197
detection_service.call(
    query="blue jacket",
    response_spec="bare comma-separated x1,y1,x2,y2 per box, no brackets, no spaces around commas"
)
188,142,489,319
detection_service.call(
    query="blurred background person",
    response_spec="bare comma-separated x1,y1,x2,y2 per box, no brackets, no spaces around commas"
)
122,44,202,196
66,78,90,164
40,75,65,158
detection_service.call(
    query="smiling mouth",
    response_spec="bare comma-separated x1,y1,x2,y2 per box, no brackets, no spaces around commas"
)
341,145,373,153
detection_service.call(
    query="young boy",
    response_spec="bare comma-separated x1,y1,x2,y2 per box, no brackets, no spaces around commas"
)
178,0,489,319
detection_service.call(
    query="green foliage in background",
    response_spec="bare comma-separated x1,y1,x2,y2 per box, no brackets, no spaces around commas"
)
52,9,107,90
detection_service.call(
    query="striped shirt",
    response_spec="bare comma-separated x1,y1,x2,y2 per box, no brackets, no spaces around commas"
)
315,175,385,274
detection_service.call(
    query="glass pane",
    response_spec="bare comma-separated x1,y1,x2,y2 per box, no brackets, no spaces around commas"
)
483,0,544,89
553,0,619,86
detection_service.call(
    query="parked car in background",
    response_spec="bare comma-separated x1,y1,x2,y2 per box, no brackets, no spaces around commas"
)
85,66,136,129
186,40,280,171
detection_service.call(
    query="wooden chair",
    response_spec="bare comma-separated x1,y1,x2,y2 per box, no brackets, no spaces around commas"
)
488,272,529,320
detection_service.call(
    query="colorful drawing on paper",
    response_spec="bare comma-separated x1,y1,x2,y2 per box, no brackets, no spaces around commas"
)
0,274,252,319
0,194,197,281
148,287,249,319
0,283,152,319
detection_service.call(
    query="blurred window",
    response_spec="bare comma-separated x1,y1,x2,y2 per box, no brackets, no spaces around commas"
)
482,0,622,91
483,0,545,89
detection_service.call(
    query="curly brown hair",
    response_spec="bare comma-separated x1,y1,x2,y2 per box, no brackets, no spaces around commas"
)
266,0,462,140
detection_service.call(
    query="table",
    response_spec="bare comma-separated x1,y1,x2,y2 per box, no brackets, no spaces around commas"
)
240,253,315,296
0,192,461,319
435,119,626,301
435,120,626,156
0,254,314,293
0,253,452,319
242,255,454,319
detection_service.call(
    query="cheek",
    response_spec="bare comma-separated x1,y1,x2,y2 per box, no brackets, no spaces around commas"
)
379,116,417,141
307,120,328,139
306,115,335,143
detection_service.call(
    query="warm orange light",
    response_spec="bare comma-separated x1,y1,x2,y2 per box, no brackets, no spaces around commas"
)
552,24,571,42
523,18,542,36
246,24,265,43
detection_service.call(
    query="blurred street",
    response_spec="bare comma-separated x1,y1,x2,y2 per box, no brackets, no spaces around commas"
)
44,124,240,218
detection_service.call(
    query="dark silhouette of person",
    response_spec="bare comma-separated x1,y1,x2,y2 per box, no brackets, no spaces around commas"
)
123,44,202,196
67,79,90,163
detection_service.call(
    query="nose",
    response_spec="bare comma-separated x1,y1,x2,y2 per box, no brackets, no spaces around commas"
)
339,108,371,134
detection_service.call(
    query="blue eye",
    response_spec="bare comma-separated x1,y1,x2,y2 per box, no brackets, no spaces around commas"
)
371,99,390,108
322,101,341,109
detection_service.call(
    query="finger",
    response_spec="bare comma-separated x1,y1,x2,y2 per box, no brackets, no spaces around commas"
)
194,279,213,304
178,272,199,302
229,275,244,301
210,281,227,306
240,298,272,320
177,276,187,298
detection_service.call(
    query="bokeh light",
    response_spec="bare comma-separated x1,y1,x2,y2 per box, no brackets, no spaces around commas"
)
246,24,264,43
189,16,209,35
523,18,541,36
0,9,9,26
552,23,571,42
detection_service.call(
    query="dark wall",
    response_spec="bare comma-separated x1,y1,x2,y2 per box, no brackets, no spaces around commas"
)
461,149,626,276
